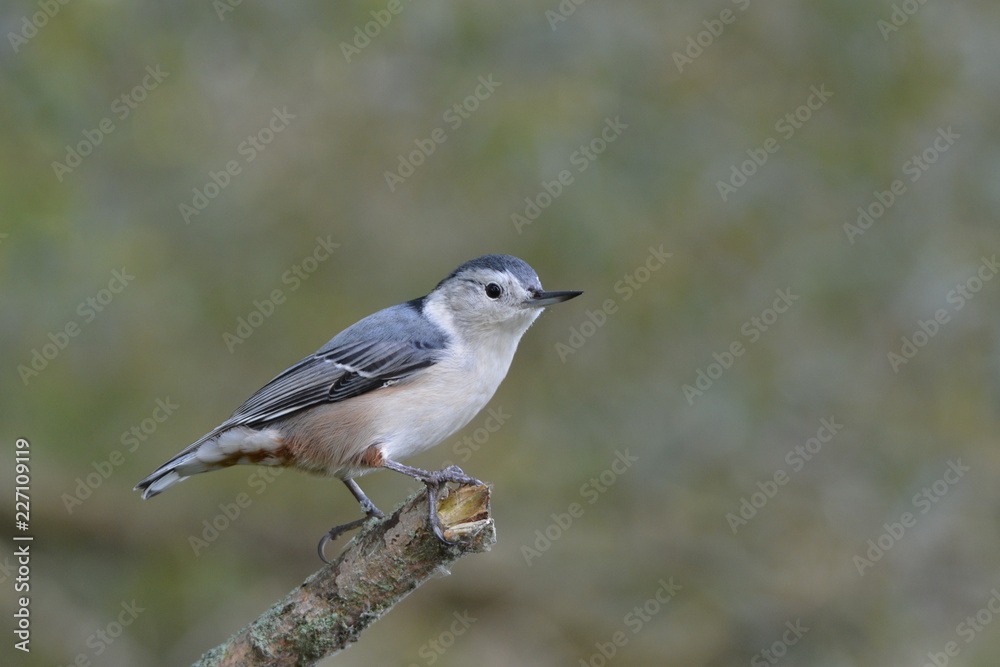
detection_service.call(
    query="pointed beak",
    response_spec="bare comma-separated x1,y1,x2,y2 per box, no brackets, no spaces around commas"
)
525,290,583,308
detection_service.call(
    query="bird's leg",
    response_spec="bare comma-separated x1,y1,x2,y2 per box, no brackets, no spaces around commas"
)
344,476,385,518
382,460,483,486
317,478,385,564
381,459,483,543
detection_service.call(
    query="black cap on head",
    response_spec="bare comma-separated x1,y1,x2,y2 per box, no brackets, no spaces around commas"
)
440,254,541,290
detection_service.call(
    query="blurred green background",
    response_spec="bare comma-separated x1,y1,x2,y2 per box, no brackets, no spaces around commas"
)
3,1,1000,665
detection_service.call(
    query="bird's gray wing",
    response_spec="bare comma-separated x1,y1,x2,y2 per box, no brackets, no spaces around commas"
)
227,299,447,426
134,300,447,493
228,339,440,425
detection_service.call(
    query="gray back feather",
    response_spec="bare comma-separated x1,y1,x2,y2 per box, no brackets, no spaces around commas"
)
231,298,448,425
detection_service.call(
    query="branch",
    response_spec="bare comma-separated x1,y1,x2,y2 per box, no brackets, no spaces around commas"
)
193,483,494,667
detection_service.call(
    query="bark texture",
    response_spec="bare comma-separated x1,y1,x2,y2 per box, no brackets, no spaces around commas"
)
194,483,494,666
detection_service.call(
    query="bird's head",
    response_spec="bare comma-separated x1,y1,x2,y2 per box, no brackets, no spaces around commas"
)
428,255,582,339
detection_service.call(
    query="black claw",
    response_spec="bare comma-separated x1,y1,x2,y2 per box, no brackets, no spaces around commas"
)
421,466,482,543
424,481,456,545
316,514,381,564
378,459,483,545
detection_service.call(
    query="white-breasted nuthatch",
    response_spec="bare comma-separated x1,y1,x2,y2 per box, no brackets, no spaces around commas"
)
135,254,581,560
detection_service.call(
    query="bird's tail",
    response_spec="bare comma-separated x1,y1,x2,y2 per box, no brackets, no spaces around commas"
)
134,468,186,499
134,425,285,499
134,448,208,499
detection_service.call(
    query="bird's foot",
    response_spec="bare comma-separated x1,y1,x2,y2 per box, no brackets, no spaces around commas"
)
431,464,483,487
316,508,385,564
420,466,483,544
381,459,485,544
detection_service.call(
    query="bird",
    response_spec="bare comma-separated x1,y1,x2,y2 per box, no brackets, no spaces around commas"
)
135,254,581,561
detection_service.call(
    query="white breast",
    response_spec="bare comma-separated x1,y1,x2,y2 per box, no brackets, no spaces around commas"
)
373,297,531,463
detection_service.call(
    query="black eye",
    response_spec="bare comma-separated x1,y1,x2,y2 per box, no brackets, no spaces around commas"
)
485,283,502,299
